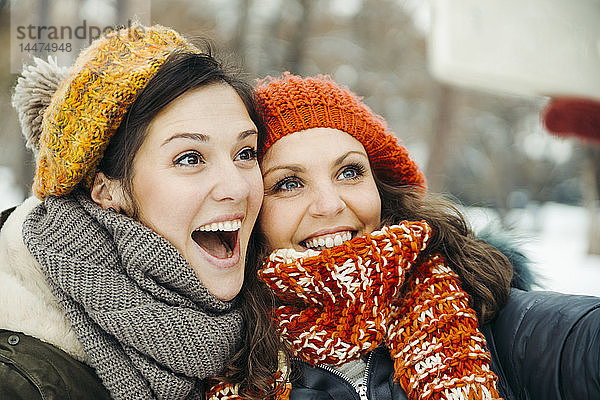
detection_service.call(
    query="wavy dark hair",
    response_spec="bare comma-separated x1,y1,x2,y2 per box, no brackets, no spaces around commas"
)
376,177,513,323
98,49,285,399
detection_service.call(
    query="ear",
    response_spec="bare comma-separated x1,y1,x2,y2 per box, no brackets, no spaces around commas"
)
90,172,127,212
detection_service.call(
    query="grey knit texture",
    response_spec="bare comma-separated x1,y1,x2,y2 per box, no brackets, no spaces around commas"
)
22,191,243,400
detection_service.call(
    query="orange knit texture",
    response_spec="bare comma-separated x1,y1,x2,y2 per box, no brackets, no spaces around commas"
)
260,222,429,365
254,73,426,190
258,222,501,400
34,24,198,199
387,256,500,399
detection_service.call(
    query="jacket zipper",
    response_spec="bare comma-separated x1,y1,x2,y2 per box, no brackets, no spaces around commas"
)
295,352,374,400
357,352,374,400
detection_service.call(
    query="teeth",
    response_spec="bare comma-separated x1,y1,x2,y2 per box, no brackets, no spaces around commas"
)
304,231,353,250
334,235,343,246
197,219,242,232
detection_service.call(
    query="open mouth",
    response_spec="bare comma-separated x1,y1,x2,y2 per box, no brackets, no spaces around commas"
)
192,220,241,259
299,230,355,251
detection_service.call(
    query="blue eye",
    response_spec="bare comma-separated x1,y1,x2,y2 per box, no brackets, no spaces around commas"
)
265,175,304,196
339,169,357,179
269,176,303,193
279,179,302,191
236,147,258,161
337,163,366,180
175,152,203,166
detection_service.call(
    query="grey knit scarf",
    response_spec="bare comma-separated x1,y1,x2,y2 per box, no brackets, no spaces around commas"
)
22,191,244,400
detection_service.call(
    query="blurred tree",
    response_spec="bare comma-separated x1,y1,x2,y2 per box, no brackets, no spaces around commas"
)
284,0,313,74
232,0,250,64
582,147,600,254
424,83,455,192
0,3,32,197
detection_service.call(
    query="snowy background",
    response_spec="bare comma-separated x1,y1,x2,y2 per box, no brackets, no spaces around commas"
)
465,205,600,297
2,165,599,298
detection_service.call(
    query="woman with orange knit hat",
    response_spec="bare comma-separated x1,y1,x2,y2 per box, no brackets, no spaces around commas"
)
253,73,600,399
0,25,287,399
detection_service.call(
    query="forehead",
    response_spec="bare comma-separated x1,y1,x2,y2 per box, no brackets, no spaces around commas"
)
145,83,254,140
261,128,368,166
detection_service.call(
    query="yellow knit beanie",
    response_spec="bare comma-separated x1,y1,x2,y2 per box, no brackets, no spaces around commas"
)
31,24,198,199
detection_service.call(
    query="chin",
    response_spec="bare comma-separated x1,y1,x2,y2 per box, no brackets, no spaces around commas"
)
205,276,244,301
210,286,242,301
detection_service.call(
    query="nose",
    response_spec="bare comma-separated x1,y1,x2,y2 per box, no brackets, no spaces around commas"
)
210,161,251,203
308,183,346,218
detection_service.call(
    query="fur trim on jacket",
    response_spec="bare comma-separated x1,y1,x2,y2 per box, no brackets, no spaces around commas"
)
0,196,87,362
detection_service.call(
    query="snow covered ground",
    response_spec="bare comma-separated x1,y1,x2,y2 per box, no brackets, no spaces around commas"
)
466,204,600,297
0,166,25,211
2,166,599,297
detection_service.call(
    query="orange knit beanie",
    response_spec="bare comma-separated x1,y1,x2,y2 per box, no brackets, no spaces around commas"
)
31,24,198,199
254,72,426,189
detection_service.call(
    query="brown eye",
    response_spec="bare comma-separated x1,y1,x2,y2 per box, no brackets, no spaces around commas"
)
175,152,203,166
235,147,257,161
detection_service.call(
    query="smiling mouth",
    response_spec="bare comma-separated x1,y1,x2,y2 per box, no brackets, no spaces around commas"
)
192,220,241,259
300,230,355,251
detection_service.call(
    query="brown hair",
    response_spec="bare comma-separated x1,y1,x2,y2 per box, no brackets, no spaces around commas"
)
214,249,290,398
98,50,285,399
376,177,513,323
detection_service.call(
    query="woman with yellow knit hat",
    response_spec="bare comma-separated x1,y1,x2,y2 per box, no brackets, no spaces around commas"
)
253,73,600,399
0,25,287,399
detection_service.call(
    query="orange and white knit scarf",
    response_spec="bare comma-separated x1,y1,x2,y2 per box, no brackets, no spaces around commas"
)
258,221,502,400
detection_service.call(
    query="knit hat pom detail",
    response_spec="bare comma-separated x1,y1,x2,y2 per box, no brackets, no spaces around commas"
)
12,56,69,154
255,72,426,190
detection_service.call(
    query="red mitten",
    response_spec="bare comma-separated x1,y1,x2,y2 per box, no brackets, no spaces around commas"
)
258,221,432,365
542,97,600,143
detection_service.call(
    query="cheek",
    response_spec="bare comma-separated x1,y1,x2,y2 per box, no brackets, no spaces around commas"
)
354,182,382,231
259,198,296,250
246,169,264,220
131,171,197,240
366,197,382,230
236,169,264,246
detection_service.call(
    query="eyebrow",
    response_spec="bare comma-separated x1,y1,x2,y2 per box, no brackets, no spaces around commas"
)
262,164,303,178
262,151,369,178
238,129,258,141
161,129,257,147
333,151,369,166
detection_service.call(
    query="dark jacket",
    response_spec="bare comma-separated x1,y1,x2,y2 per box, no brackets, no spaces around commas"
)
289,289,600,400
484,289,600,400
0,203,112,399
0,329,111,400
